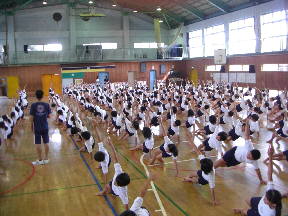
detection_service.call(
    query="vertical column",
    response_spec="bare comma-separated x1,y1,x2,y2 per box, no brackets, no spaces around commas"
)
69,6,77,61
7,15,16,64
122,15,130,59
224,22,229,54
254,14,261,53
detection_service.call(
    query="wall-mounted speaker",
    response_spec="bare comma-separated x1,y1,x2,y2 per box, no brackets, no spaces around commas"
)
220,65,225,73
24,45,28,53
249,65,255,73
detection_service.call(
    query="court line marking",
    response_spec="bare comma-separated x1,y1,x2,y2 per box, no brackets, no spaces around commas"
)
0,159,35,196
0,177,147,199
116,149,190,216
70,137,118,216
140,154,168,216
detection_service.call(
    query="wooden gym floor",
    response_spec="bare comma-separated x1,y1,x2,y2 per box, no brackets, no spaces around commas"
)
0,97,287,216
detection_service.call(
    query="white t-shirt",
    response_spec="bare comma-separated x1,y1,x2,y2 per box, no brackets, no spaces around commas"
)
163,136,177,160
250,120,260,132
198,155,215,189
234,140,259,169
98,142,110,174
258,182,276,216
130,197,149,216
144,135,154,150
207,128,222,155
187,116,195,125
85,136,94,153
111,163,128,205
234,120,243,136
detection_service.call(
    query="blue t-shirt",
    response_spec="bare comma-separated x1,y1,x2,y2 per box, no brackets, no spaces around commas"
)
30,102,51,132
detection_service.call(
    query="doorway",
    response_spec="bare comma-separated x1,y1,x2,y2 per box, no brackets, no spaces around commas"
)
149,70,156,90
98,72,109,85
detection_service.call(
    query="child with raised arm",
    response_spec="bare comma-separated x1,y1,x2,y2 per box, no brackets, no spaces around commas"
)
96,137,130,210
183,137,218,206
149,118,179,176
233,146,283,216
119,174,156,216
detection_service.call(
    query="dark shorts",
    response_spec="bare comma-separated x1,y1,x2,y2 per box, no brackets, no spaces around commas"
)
277,128,288,138
143,142,150,153
160,144,171,158
197,170,208,185
247,197,261,216
204,125,213,135
7,131,13,139
283,150,288,161
229,128,240,141
236,104,243,112
185,121,192,128
104,114,108,120
126,128,134,137
34,129,49,144
220,116,225,125
108,181,117,196
108,155,112,167
203,139,213,151
222,146,241,167
168,127,175,136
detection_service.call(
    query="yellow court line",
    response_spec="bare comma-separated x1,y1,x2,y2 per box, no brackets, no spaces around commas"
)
140,154,168,216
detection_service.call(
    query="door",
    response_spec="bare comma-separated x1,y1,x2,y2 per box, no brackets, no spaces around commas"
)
51,74,62,95
0,77,7,97
149,70,156,90
42,74,62,96
7,76,19,98
98,72,109,85
128,71,135,86
189,68,198,85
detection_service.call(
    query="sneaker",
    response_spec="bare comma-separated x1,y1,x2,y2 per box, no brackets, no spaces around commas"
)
43,159,49,164
32,160,44,165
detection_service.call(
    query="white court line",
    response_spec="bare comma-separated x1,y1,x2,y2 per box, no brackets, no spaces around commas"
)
140,154,168,216
148,155,218,167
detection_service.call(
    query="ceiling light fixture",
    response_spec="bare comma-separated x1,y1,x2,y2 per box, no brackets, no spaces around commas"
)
156,7,161,11
43,0,47,5
112,4,117,7
88,0,93,4
159,20,163,23
133,10,138,13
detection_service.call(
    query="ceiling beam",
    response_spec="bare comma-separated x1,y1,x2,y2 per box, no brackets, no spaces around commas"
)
182,5,205,20
206,0,230,13
163,11,185,23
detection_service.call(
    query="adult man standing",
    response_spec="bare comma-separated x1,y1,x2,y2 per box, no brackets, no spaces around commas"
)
30,90,51,165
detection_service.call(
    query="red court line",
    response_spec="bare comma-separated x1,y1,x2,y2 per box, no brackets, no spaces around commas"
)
0,159,35,195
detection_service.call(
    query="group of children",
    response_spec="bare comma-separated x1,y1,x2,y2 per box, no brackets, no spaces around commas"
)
47,79,288,216
0,89,27,147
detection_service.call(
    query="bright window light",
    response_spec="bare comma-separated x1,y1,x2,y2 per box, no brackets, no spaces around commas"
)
229,65,249,71
44,44,62,51
188,29,203,58
205,65,222,71
260,10,287,52
262,64,288,72
204,24,225,57
134,42,164,48
229,17,256,55
28,45,44,51
82,43,117,49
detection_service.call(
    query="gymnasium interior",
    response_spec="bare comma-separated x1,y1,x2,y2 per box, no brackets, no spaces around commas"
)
0,0,287,215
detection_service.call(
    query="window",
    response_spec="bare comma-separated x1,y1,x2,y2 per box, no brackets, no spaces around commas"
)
134,42,164,48
188,30,203,58
27,44,62,51
260,10,287,52
160,64,166,74
28,45,44,51
204,24,225,57
261,64,288,72
140,62,146,72
229,18,256,55
205,65,222,71
0,45,4,52
82,43,117,49
44,44,62,51
229,65,249,71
